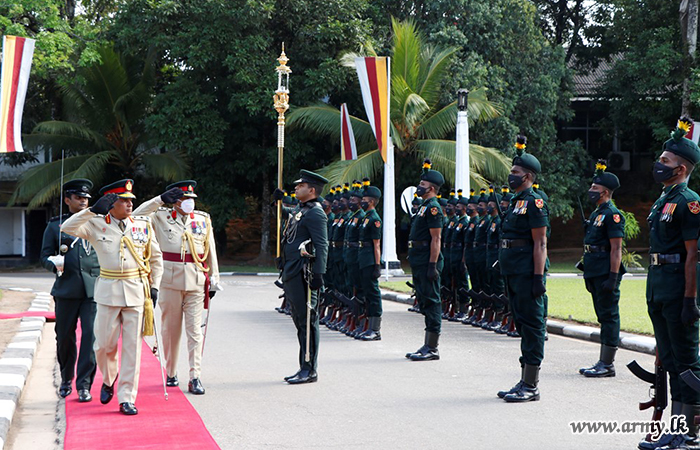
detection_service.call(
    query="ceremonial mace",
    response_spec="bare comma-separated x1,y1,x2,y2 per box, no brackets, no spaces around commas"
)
274,44,291,259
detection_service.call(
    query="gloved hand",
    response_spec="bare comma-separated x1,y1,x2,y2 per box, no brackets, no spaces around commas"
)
532,274,546,298
460,261,468,275
427,262,439,281
90,193,118,215
682,297,700,326
209,291,216,299
372,264,382,279
150,287,159,307
601,272,619,293
275,257,284,270
310,273,324,290
273,188,285,201
160,187,184,204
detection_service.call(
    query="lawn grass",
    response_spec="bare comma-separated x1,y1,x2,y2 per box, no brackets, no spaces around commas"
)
381,277,653,335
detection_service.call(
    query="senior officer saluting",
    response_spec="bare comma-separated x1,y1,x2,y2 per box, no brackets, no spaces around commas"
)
133,181,221,395
497,135,549,403
273,170,329,384
578,161,625,378
405,159,445,361
40,179,99,402
642,117,700,449
61,179,163,415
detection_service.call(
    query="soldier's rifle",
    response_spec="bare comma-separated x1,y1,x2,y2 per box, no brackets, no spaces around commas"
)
628,354,666,442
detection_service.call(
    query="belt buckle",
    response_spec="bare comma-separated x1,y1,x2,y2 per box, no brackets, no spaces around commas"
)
408,242,413,249
650,253,659,266
584,244,590,253
500,240,509,249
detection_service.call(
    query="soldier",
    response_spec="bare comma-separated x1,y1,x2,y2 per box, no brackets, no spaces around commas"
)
343,180,366,336
273,170,329,384
332,184,351,299
472,188,490,296
484,185,505,329
442,190,457,295
133,181,221,395
450,190,469,321
496,135,549,403
462,189,479,322
640,118,700,449
405,159,445,361
577,161,625,378
40,179,99,402
61,179,163,415
358,181,383,341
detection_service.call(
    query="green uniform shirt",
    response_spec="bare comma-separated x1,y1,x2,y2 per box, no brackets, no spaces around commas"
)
450,214,468,263
463,215,478,264
473,214,491,263
499,187,550,276
343,209,365,265
583,201,625,279
331,211,350,258
486,214,502,267
358,208,382,268
409,196,444,266
281,201,328,281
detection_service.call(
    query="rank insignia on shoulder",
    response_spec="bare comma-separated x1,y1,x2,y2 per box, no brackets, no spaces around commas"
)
613,214,621,223
431,207,439,216
535,199,544,209
689,201,700,215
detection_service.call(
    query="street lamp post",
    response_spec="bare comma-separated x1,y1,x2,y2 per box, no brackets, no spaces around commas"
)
455,88,470,192
274,44,291,258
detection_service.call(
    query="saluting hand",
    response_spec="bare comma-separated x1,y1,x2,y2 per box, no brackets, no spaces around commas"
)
160,187,184,204
90,193,118,215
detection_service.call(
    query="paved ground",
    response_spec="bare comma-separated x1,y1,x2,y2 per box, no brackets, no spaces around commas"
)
0,273,658,449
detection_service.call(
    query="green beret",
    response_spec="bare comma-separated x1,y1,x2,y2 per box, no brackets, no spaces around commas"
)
477,188,488,203
350,180,364,198
341,182,351,199
592,160,620,191
363,186,381,199
294,169,329,186
512,135,541,174
438,196,448,206
663,117,700,165
501,186,513,202
457,189,469,206
420,159,445,187
487,185,502,203
467,189,478,205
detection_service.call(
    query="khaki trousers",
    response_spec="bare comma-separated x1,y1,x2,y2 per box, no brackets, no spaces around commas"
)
94,303,143,404
160,287,204,380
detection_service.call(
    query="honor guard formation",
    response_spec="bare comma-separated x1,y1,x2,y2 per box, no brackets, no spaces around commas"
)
37,117,700,449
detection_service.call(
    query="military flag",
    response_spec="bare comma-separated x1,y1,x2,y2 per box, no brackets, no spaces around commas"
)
354,57,389,163
0,35,35,153
340,103,358,161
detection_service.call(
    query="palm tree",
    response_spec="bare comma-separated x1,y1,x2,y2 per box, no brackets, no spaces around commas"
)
10,45,188,208
287,19,510,189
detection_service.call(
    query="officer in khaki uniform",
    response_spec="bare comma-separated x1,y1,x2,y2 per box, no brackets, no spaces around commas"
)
62,179,163,416
133,180,220,395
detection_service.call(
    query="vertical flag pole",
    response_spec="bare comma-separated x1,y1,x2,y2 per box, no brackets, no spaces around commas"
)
455,89,470,193
382,56,400,280
274,45,291,259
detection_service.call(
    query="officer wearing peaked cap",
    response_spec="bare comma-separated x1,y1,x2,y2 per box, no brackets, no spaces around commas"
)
273,170,329,384
641,117,700,448
133,180,221,395
405,159,445,361
40,179,99,402
61,179,163,415
496,135,549,403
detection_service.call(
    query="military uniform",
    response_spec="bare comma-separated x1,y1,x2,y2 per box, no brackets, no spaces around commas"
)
450,192,469,318
441,191,457,294
133,180,220,394
40,179,99,400
331,185,351,297
280,171,329,383
61,179,163,414
358,184,382,339
406,160,445,361
463,191,479,292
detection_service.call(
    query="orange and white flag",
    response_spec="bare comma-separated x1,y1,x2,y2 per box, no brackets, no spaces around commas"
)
355,57,389,163
0,35,35,153
340,103,357,160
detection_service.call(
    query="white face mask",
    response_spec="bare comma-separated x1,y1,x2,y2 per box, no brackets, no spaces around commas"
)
180,198,195,214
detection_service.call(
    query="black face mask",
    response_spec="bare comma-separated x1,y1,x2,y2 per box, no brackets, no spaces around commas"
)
415,185,428,196
348,202,359,212
411,207,419,215
361,201,370,211
331,205,339,213
446,206,454,215
508,174,525,190
587,190,601,204
653,161,680,183
477,206,486,215
487,206,495,214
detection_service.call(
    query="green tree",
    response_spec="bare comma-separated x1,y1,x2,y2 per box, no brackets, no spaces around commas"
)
287,19,510,189
9,45,188,208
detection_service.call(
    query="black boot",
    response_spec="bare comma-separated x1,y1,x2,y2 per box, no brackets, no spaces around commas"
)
582,345,616,378
59,380,72,398
360,317,382,341
503,364,540,402
639,401,683,449
682,403,700,446
497,367,524,399
410,331,440,361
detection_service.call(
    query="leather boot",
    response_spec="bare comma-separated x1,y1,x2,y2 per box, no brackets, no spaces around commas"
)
503,364,540,402
360,317,382,341
582,345,616,378
682,403,700,445
639,401,683,449
410,331,440,361
498,366,524,398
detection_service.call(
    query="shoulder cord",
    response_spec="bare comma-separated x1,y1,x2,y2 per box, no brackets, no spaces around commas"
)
182,218,211,273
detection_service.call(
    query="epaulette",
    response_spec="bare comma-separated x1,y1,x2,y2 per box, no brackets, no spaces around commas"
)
193,210,210,218
49,213,70,222
133,215,152,223
157,206,169,212
678,186,700,203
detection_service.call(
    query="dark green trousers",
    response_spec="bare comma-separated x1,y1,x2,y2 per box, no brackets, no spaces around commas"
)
470,257,486,292
360,265,382,317
505,274,546,366
333,259,348,295
347,261,363,299
284,274,320,371
55,297,97,389
441,252,452,289
411,261,444,334
451,261,469,292
487,267,505,296
584,275,621,347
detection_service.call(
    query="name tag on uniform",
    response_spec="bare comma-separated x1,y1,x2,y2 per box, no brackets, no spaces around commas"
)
514,200,528,215
661,203,676,222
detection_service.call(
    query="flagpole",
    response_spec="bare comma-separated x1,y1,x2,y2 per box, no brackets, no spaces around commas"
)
455,89,470,192
273,45,291,258
382,56,402,278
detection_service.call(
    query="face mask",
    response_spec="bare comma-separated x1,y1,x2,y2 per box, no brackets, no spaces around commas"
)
415,185,428,197
331,205,339,213
652,161,679,183
487,206,495,214
348,202,359,212
180,199,195,214
361,201,370,211
446,206,454,215
411,207,418,214
587,190,601,204
508,174,525,190
477,206,485,215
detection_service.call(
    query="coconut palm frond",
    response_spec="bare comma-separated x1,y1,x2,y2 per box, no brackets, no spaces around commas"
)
417,102,457,140
467,87,503,124
72,150,116,183
314,150,384,191
29,121,112,152
402,93,430,132
139,150,190,182
287,104,376,147
417,46,458,107
391,18,422,89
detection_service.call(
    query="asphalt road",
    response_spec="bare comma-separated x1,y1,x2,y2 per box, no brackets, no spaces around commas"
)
0,273,658,449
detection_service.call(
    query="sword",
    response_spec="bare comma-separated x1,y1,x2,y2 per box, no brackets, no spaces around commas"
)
201,297,212,357
152,315,169,401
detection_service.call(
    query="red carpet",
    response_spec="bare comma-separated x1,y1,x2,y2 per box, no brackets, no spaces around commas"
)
64,328,220,449
0,311,55,320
